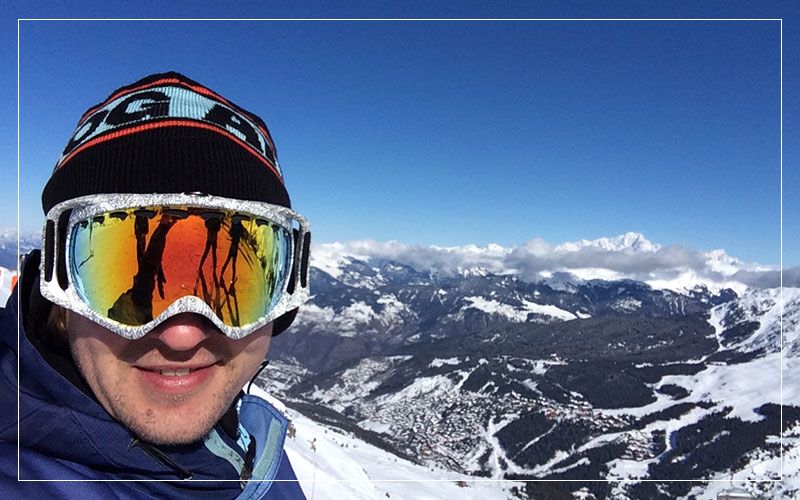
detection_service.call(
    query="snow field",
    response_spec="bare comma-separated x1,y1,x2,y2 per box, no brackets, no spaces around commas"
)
251,387,524,500
460,296,577,322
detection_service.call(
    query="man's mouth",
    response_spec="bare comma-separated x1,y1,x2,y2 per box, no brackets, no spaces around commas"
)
137,361,219,373
134,364,218,394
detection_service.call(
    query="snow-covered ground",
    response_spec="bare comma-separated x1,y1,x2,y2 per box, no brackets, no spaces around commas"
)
709,287,800,355
599,352,793,422
0,266,17,307
251,386,525,500
461,296,577,322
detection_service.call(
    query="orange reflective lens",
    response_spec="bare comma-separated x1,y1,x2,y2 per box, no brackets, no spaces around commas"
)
69,206,293,328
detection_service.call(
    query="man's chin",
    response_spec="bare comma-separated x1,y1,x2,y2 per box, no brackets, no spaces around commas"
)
131,424,214,446
120,408,223,446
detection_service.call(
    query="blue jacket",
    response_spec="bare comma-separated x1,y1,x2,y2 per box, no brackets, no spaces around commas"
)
0,254,306,499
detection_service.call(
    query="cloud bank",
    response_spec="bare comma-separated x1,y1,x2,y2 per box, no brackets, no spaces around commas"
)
312,233,796,294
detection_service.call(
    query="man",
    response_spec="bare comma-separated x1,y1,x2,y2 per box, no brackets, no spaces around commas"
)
0,72,311,499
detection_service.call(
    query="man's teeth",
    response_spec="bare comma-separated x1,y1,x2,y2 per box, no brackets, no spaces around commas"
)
157,369,193,377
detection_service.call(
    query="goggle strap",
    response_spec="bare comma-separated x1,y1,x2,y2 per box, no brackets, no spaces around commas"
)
287,228,300,295
56,209,72,291
300,231,311,289
44,220,55,283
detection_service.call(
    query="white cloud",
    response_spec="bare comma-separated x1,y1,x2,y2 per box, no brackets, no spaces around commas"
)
311,233,796,294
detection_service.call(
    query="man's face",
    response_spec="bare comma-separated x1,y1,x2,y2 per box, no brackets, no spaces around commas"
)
66,312,272,445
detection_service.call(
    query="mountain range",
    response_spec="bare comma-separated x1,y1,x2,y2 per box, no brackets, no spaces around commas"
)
311,233,794,294
265,240,799,499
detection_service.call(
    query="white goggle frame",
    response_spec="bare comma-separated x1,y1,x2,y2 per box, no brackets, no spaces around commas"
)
40,193,311,340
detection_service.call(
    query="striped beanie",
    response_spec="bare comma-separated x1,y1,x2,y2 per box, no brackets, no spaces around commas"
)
42,72,290,214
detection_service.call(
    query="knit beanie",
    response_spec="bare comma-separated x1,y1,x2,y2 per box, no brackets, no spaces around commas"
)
43,71,290,212
41,72,300,335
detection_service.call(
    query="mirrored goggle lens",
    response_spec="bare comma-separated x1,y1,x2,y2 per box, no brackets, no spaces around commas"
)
68,206,293,328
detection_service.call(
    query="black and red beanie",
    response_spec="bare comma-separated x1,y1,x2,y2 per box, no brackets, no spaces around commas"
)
42,71,290,214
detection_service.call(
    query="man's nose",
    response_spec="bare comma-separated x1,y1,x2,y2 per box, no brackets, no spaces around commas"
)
154,314,211,351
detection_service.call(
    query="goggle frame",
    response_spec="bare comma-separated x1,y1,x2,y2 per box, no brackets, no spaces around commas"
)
40,193,311,340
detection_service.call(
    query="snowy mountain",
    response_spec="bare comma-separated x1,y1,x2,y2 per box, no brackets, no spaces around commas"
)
272,258,736,373
268,248,800,499
267,287,800,499
553,232,662,253
709,287,800,357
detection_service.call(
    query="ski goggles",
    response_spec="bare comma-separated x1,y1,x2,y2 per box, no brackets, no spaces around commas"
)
40,193,311,340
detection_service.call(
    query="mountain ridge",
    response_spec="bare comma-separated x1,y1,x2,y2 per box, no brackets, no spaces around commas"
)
310,232,788,295
266,281,799,499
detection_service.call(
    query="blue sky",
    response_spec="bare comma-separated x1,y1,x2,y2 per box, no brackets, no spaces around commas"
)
4,4,796,267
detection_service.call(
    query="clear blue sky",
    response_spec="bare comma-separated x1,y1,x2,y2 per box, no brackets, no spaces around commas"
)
4,2,797,267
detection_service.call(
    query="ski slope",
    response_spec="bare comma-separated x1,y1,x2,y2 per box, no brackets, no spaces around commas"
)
252,387,524,500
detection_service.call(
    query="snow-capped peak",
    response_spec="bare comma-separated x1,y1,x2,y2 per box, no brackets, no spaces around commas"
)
457,266,491,277
554,232,661,253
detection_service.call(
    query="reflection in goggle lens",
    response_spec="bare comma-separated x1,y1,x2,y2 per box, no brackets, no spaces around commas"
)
69,206,292,329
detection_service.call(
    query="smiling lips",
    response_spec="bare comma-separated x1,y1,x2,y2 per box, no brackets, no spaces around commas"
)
135,363,218,394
